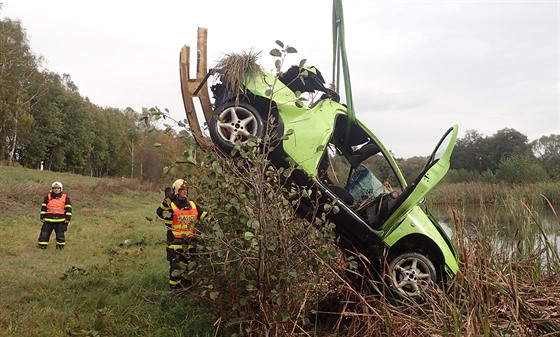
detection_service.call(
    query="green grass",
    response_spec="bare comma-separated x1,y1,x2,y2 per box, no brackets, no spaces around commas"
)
1,165,559,336
0,165,215,337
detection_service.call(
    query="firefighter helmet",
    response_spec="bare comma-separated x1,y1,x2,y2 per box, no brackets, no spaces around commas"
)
172,179,187,195
51,181,63,191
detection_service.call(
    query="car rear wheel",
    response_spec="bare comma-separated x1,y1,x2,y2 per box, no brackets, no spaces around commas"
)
385,252,437,299
209,101,264,152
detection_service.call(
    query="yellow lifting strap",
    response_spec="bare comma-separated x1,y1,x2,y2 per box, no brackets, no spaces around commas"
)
332,0,356,144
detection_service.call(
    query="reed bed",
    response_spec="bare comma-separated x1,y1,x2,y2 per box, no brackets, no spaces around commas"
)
318,200,560,337
429,181,560,206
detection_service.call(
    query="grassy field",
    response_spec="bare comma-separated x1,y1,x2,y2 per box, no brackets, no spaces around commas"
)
1,164,559,336
0,165,214,337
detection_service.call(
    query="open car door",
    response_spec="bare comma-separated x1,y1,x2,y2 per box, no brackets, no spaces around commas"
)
383,125,459,224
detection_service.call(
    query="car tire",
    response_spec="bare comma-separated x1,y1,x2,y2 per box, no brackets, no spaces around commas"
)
385,252,437,299
209,101,264,152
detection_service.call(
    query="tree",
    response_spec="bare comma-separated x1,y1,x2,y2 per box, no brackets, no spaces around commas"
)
486,128,532,172
451,128,532,174
450,129,487,172
0,17,43,163
55,86,95,172
531,134,560,180
21,71,65,168
86,107,111,176
398,156,427,182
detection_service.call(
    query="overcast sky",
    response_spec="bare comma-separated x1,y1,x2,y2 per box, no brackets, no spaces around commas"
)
1,0,558,158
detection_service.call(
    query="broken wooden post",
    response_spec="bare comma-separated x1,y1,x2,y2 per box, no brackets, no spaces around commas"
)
179,27,213,147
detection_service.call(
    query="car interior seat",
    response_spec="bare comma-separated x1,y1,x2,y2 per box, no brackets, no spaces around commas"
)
328,185,354,206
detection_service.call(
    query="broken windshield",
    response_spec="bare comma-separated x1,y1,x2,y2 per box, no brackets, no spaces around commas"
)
346,164,389,204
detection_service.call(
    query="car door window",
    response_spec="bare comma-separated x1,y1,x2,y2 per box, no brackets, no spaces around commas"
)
359,153,402,195
320,141,402,224
321,143,351,188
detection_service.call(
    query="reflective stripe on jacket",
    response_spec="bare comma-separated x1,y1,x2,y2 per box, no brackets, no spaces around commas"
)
170,201,198,239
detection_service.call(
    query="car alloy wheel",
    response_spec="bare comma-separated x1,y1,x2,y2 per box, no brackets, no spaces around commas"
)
209,101,264,151
386,252,437,298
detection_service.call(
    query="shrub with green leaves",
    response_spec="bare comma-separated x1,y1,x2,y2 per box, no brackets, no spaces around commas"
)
176,137,341,336
495,155,551,184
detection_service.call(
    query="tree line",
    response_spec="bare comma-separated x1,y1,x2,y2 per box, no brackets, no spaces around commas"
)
395,129,559,184
449,129,559,183
2,10,558,184
0,13,187,180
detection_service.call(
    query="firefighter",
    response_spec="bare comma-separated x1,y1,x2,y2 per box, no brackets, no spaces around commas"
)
38,181,72,250
156,178,208,289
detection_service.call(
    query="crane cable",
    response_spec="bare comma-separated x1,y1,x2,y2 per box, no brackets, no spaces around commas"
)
332,0,356,144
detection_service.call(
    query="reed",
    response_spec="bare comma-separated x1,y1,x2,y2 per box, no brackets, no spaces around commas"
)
430,181,560,206
321,199,560,336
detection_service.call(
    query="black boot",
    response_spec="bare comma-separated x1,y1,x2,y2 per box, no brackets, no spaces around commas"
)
56,245,64,250
170,284,183,291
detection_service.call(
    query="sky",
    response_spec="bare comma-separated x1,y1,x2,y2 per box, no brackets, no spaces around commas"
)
1,0,558,158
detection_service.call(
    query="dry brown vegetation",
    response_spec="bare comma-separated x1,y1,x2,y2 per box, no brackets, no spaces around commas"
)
430,181,560,206
212,50,262,99
295,205,560,336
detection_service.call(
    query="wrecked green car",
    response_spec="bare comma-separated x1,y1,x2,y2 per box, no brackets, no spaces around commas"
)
207,63,459,298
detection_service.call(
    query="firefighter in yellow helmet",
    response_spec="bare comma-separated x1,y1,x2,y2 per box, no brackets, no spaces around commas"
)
156,178,208,289
38,181,72,250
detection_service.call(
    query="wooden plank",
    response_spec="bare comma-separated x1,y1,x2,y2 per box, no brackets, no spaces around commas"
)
179,27,212,148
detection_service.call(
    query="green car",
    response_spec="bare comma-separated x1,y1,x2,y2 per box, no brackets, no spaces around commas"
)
208,64,459,298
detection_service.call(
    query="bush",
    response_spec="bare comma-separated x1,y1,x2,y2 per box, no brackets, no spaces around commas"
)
176,140,342,336
495,155,551,184
481,169,497,184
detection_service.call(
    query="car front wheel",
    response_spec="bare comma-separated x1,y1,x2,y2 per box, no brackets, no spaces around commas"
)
209,101,264,152
385,252,437,298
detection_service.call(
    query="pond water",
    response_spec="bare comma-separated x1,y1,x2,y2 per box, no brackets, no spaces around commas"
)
428,203,560,255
